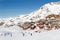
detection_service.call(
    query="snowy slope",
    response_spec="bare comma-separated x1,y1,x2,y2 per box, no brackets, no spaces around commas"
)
0,2,60,40
0,26,60,40
0,30,60,40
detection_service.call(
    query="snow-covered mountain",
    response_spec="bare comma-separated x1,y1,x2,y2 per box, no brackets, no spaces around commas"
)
0,2,60,22
0,2,60,40
0,2,60,30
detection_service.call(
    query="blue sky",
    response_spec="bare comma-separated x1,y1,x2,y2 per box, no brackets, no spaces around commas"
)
0,0,60,17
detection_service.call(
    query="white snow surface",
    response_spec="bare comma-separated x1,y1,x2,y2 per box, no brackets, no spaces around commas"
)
0,26,60,40
0,2,60,40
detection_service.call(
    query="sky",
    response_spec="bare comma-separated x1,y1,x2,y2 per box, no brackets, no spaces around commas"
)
0,0,60,18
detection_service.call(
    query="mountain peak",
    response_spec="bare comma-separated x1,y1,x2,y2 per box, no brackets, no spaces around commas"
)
0,2,60,32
